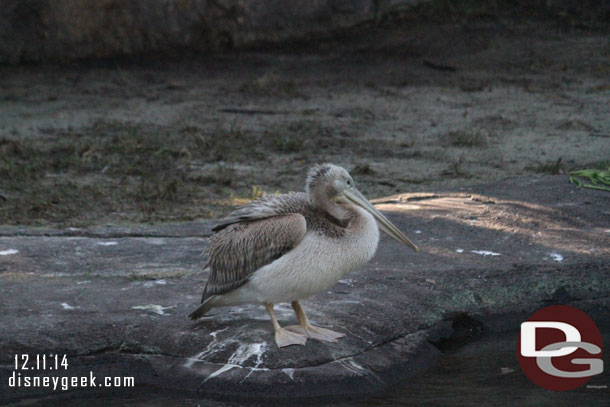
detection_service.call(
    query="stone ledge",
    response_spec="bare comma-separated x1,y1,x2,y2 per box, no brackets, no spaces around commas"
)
1,176,608,402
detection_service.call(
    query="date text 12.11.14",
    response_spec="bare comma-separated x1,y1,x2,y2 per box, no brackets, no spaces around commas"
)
14,354,68,371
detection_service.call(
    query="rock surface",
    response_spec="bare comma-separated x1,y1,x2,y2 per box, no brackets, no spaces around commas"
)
0,0,421,64
1,175,609,403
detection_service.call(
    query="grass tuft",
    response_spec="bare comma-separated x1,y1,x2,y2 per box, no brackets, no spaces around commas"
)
526,157,565,174
239,73,299,97
444,129,490,148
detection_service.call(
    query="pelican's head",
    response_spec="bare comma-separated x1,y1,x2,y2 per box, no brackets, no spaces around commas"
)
306,163,418,252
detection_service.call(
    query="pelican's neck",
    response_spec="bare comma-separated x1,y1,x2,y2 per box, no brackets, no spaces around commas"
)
310,190,350,223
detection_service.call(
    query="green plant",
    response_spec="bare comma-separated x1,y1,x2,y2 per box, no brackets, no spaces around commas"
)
569,167,610,192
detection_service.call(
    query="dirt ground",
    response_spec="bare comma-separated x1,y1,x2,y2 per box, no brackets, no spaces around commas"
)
0,4,609,227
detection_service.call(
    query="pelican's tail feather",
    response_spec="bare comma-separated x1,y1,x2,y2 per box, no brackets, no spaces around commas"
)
188,296,217,320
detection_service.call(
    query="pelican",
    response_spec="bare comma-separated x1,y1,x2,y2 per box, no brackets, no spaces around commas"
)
189,163,418,348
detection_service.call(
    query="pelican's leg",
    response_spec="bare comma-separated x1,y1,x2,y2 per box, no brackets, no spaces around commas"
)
285,301,345,343
265,303,307,348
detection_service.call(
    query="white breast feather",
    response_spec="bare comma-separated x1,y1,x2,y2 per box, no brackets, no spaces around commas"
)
224,207,379,305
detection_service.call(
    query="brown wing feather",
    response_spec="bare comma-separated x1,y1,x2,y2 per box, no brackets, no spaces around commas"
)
202,213,307,302
212,192,308,232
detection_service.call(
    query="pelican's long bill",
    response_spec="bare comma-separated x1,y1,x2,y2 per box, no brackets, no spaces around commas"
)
344,188,419,252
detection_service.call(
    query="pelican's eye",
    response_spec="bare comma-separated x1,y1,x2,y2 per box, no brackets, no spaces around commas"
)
346,179,354,188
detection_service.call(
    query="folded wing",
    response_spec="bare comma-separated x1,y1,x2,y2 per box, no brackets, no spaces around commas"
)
202,213,307,302
212,192,308,232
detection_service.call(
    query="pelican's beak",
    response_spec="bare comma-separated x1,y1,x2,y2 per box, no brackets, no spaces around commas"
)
344,188,418,252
